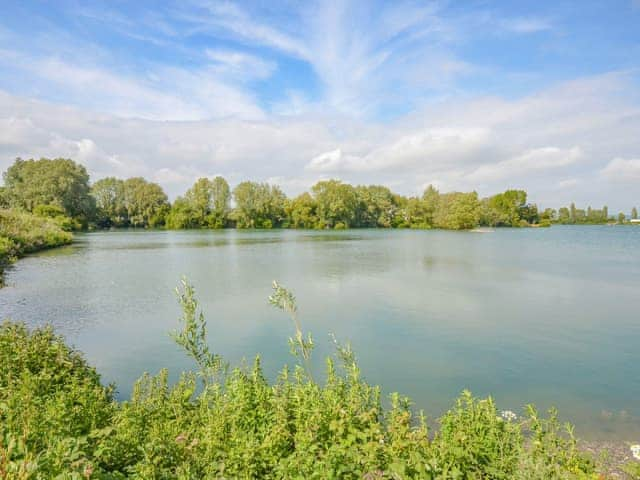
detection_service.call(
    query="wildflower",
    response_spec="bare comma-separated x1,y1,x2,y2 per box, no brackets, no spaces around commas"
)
500,410,518,422
175,433,187,443
83,464,94,479
631,444,640,460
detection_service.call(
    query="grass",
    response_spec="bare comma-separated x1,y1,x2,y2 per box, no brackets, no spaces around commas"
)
0,280,635,479
0,209,73,284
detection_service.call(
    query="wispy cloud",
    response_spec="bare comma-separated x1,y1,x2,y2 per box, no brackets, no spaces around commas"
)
175,0,470,116
0,47,265,121
499,17,553,34
205,48,276,80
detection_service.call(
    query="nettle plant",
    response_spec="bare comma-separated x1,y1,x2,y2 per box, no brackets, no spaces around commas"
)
0,279,600,479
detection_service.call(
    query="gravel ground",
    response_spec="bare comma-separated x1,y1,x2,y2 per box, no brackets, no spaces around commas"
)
580,440,639,478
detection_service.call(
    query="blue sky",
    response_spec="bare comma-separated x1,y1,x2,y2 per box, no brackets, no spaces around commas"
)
1,0,639,209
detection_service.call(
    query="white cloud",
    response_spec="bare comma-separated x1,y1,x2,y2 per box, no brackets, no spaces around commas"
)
601,157,640,182
307,128,492,173
307,149,346,172
1,72,639,210
465,146,582,183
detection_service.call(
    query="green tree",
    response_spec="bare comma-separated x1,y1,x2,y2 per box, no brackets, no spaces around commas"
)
167,176,231,229
165,197,198,229
421,185,440,227
618,212,626,223
569,202,577,224
287,192,318,228
398,197,430,228
540,208,556,222
184,178,214,226
482,190,528,226
3,158,95,225
557,207,570,223
122,178,169,227
231,181,286,228
182,176,230,228
91,177,127,227
311,180,358,229
355,185,397,228
433,192,481,230
631,207,638,220
210,176,231,227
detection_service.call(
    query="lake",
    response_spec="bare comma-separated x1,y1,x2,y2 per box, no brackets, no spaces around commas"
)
1,226,639,439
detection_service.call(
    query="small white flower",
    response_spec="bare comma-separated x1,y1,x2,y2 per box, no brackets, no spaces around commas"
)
500,410,518,422
631,444,640,460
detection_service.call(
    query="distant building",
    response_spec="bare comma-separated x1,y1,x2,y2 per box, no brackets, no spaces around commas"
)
631,219,640,224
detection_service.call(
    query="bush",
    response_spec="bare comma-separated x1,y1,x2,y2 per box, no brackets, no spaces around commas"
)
0,322,114,478
0,281,600,479
0,209,73,283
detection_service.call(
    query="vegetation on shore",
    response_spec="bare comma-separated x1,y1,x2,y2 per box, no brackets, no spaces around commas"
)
0,209,73,284
3,279,637,479
2,157,638,232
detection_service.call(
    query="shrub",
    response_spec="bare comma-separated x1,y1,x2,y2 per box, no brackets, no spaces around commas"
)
0,322,114,478
0,209,73,284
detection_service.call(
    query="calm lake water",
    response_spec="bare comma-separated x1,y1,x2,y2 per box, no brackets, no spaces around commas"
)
1,227,639,439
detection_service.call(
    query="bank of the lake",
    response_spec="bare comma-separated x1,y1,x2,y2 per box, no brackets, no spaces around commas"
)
0,209,73,285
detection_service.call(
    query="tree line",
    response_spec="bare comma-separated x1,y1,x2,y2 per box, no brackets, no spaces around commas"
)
1,157,637,230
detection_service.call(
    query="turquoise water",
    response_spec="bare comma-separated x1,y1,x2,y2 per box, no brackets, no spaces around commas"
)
1,227,639,439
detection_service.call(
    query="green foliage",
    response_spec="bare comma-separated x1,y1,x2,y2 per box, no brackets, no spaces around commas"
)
91,176,170,228
622,460,640,479
91,177,128,228
311,179,359,228
165,197,198,229
1,158,634,231
269,281,313,380
434,391,522,478
166,177,231,229
554,203,610,225
0,321,114,479
0,209,73,283
2,158,95,226
0,280,602,478
123,178,170,228
433,192,481,230
286,192,318,228
171,278,227,382
33,204,79,231
231,181,287,228
355,185,398,228
482,190,528,227
518,405,596,479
